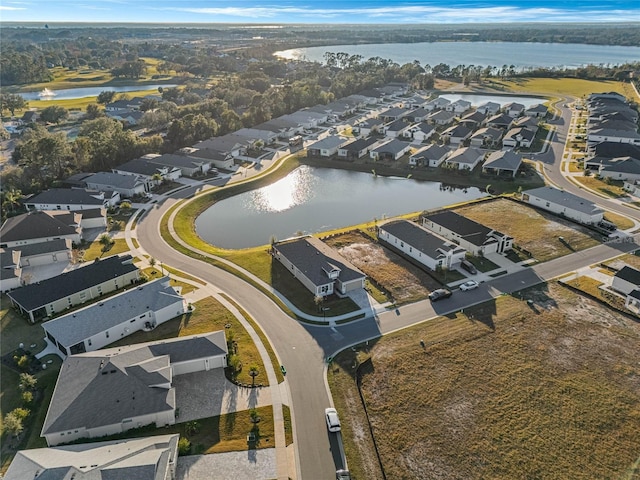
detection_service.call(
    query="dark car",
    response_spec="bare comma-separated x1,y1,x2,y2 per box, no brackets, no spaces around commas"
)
429,288,452,302
336,469,351,480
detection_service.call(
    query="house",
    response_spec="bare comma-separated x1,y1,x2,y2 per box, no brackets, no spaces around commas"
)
525,104,548,118
446,99,471,114
378,107,411,122
502,127,535,149
84,172,147,198
521,186,604,225
486,113,514,129
282,110,329,128
180,146,235,171
0,249,22,293
6,254,140,323
424,97,451,111
105,97,145,112
612,266,640,295
3,434,180,480
588,92,627,102
66,208,106,230
143,152,212,178
470,127,503,148
624,289,640,315
384,118,413,138
0,210,82,248
106,109,145,126
337,137,380,160
272,236,366,297
623,179,640,196
427,110,456,126
512,116,540,131
483,150,523,177
254,117,302,139
113,157,182,185
19,110,39,125
194,133,251,160
504,102,525,117
307,135,348,157
370,139,412,161
458,110,487,128
41,331,228,446
24,188,111,211
589,156,640,182
586,141,640,160
441,124,473,145
476,101,501,115
378,219,466,271
409,144,450,167
401,94,428,109
444,147,485,171
43,277,186,357
353,118,385,137
5,238,72,270
234,127,279,145
587,128,640,146
407,122,436,143
422,210,513,256
405,107,431,123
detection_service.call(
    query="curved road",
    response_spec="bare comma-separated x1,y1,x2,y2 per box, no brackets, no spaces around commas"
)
136,96,640,480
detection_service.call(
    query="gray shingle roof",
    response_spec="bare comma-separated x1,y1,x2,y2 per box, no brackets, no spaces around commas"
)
25,188,105,207
42,277,184,348
615,266,640,285
0,211,79,243
423,210,503,247
524,186,604,215
446,147,484,165
372,139,411,156
85,172,143,190
307,135,348,151
7,255,138,311
484,150,523,171
379,220,463,258
274,236,365,287
411,144,449,161
340,137,379,152
12,238,71,257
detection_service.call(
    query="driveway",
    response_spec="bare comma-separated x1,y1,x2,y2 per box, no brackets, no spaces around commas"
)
177,449,277,480
173,369,273,423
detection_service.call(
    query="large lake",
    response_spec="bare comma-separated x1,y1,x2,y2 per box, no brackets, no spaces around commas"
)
275,41,640,69
196,165,487,249
20,84,177,101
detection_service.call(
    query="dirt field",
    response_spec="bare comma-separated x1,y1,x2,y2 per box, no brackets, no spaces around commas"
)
455,198,601,262
324,230,440,304
329,283,640,480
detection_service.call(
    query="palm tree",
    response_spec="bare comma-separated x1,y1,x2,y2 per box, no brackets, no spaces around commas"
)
249,365,259,386
2,188,23,215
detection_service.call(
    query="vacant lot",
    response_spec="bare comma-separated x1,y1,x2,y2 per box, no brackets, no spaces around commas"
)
324,230,440,304
329,283,640,480
455,198,601,262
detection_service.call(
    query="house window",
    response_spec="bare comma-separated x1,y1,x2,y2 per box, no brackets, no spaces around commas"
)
88,339,92,346
409,247,412,253
546,202,550,207
106,331,109,338
400,242,404,247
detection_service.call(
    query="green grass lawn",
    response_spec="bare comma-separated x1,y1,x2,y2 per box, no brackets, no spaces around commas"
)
81,238,130,261
497,77,634,99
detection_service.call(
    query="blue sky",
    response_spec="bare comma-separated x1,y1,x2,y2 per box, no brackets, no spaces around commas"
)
1,1,639,24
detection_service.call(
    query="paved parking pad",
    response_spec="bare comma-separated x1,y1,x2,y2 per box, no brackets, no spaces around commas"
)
177,449,277,480
173,369,273,423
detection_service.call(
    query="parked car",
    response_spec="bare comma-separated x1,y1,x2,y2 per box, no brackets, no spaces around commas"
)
460,280,479,291
428,288,452,302
325,407,341,432
336,469,351,480
460,259,477,275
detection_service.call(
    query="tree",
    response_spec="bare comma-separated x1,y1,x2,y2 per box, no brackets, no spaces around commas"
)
2,188,23,216
40,105,69,124
99,233,113,252
84,103,103,120
19,373,37,391
149,257,157,271
185,420,200,436
249,364,259,386
97,90,116,105
0,93,28,116
3,411,25,437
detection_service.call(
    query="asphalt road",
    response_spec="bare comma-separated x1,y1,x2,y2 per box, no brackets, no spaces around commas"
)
135,98,640,480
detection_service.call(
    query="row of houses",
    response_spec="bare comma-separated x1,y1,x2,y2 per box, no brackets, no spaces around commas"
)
586,92,640,147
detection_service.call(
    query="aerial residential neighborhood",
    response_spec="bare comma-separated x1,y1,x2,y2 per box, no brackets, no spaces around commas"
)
1,13,640,480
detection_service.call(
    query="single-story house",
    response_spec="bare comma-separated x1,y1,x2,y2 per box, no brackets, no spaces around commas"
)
525,104,548,118
483,150,523,177
586,141,640,160
307,135,348,157
384,118,413,138
234,127,279,145
8,238,72,269
43,277,186,357
19,110,39,125
105,97,145,112
623,179,640,196
7,254,140,323
441,124,473,145
84,172,147,198
3,434,180,480
353,118,385,137
422,210,513,256
625,289,640,315
521,186,605,225
470,127,503,148
424,97,451,111
253,117,302,139
458,110,487,128
409,144,450,167
272,236,366,297
180,146,235,170
24,188,111,212
61,208,106,230
407,122,436,143
612,266,640,295
446,99,472,114
587,128,640,146
113,157,182,186
41,331,228,446
502,127,535,149
106,109,145,126
444,147,485,171
283,110,330,128
0,211,82,248
0,249,22,293
486,113,514,129
512,116,540,131
337,137,380,160
427,110,456,126
143,153,212,178
588,156,640,182
504,102,525,117
378,219,467,271
194,134,251,159
476,101,501,115
405,107,430,123
378,107,411,122
370,139,412,161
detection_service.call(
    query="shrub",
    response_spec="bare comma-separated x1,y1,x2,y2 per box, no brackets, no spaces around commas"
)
178,436,191,456
21,391,33,404
16,355,30,370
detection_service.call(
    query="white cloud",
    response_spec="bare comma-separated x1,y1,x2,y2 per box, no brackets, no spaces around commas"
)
0,5,27,10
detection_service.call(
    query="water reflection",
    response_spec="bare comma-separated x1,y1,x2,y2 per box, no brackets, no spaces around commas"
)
249,167,315,213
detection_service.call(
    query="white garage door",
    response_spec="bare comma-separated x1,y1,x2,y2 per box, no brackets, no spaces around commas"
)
172,356,225,375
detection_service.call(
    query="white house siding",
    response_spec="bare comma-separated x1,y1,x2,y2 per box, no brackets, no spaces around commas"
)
598,170,640,183
22,250,71,267
522,193,604,225
26,202,103,211
421,219,499,257
0,276,21,293
379,229,466,270
612,276,638,295
153,300,188,326
172,354,227,375
337,278,365,294
79,216,107,229
273,250,334,296
2,234,81,249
